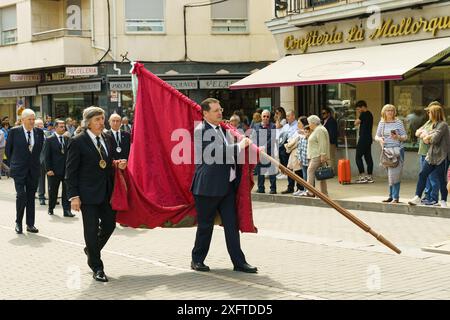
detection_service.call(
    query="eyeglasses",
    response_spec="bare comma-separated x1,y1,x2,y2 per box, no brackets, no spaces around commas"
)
211,108,224,113
262,115,270,118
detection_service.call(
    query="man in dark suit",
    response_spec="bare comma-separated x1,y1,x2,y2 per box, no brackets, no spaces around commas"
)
5,109,45,234
106,113,131,160
43,119,74,217
190,98,257,273
321,107,338,171
66,106,127,282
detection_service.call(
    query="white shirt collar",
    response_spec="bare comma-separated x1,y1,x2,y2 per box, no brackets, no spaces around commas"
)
111,128,120,135
87,129,102,140
23,125,33,134
205,120,221,130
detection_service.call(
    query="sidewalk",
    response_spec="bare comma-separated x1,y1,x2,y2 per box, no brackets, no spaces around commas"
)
252,176,450,218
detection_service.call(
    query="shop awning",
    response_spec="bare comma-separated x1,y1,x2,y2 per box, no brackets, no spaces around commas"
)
230,37,450,90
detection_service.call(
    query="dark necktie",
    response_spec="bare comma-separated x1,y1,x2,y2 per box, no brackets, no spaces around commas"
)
59,136,64,148
115,131,120,146
27,131,31,151
96,136,107,159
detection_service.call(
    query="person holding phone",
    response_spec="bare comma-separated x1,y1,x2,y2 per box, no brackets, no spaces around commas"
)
375,104,407,203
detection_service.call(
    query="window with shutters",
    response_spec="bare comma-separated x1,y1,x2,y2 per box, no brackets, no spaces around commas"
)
0,6,17,45
125,0,165,33
211,0,248,34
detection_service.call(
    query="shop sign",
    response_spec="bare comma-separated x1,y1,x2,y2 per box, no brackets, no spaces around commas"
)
10,74,41,82
199,79,237,89
284,14,450,53
66,66,98,76
0,87,36,98
166,80,198,90
110,82,132,91
38,82,101,95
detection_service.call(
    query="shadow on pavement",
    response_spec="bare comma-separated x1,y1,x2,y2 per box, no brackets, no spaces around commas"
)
74,271,292,300
8,233,52,248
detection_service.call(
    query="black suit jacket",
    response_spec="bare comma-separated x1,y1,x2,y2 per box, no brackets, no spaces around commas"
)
324,116,338,145
190,121,241,197
106,129,131,160
43,134,69,177
65,131,114,205
5,126,45,179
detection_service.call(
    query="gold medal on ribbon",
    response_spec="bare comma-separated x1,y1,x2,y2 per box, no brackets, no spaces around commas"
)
99,160,107,169
28,145,33,152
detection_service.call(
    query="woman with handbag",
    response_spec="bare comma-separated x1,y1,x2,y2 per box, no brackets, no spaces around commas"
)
305,115,331,197
408,104,449,208
375,104,407,203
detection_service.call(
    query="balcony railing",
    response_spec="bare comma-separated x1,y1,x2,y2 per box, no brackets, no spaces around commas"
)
275,0,363,17
31,28,91,42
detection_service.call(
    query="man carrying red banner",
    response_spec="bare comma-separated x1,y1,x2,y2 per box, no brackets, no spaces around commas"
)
190,98,257,273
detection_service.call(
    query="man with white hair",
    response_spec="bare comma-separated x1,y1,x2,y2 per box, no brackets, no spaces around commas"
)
66,106,127,282
5,109,45,234
279,110,298,194
106,113,131,160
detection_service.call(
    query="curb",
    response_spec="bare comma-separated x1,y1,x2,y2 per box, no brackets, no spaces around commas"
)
252,193,450,218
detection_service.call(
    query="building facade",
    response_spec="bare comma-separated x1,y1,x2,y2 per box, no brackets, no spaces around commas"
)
0,0,280,124
257,0,450,178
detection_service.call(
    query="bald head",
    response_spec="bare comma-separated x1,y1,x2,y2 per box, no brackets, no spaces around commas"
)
286,110,296,124
109,113,122,131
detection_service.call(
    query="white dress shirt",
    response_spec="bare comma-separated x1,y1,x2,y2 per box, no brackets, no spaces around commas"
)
110,129,121,144
87,129,108,156
206,121,238,182
22,125,35,148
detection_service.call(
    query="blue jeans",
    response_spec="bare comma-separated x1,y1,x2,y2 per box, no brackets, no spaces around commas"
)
302,166,308,183
388,148,404,200
419,155,439,202
416,159,448,201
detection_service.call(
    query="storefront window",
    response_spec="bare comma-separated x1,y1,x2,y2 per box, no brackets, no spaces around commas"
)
326,83,357,148
120,91,134,122
52,92,98,121
390,66,450,150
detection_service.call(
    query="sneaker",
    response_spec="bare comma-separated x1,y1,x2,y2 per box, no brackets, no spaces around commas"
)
355,176,367,184
408,196,421,206
276,173,287,180
365,175,374,183
440,200,447,208
422,199,437,206
292,190,302,196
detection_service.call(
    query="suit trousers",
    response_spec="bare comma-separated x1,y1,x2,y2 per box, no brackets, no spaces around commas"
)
192,182,246,266
48,175,70,211
81,202,116,272
37,164,47,200
14,171,38,226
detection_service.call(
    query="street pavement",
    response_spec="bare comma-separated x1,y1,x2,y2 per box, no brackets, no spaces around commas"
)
1,176,450,300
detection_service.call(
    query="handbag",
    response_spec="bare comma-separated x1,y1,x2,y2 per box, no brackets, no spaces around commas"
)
315,163,335,180
380,147,400,168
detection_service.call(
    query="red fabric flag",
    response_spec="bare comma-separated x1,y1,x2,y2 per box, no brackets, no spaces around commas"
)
112,63,257,233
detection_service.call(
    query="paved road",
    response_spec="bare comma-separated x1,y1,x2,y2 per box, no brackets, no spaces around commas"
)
1,177,450,300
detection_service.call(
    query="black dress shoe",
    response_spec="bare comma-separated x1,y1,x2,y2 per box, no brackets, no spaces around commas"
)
269,190,277,194
382,198,393,203
93,270,108,282
48,209,54,215
39,199,46,206
281,189,294,194
191,261,210,272
233,263,258,273
26,225,39,233
15,223,23,234
63,210,75,217
256,190,265,194
83,247,88,256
